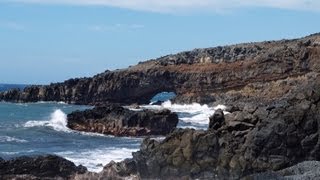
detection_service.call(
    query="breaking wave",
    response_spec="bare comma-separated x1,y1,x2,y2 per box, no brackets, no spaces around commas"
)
24,109,71,132
56,147,138,173
139,101,228,128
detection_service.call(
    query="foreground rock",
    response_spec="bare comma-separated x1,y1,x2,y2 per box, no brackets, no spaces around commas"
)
67,105,179,136
0,155,87,180
246,161,320,180
94,73,320,179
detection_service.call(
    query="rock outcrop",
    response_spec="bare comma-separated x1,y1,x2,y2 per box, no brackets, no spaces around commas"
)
1,33,320,105
0,155,87,180
67,105,179,136
94,72,320,179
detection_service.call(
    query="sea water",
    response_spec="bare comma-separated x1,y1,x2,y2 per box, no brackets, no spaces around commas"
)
0,91,227,172
0,102,141,172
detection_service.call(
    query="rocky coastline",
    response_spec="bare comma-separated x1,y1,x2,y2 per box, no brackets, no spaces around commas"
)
1,33,320,179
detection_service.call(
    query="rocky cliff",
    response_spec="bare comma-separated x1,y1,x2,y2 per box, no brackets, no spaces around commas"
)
89,71,320,179
72,33,320,179
1,33,320,105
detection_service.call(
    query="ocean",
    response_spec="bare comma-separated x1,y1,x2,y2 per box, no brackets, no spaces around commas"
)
0,85,226,172
0,84,27,92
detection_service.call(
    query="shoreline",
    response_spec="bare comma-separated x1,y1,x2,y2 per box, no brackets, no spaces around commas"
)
1,33,320,179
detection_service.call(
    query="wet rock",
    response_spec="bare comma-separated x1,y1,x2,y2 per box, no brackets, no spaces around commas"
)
0,155,87,179
100,74,320,179
209,109,225,130
67,105,179,136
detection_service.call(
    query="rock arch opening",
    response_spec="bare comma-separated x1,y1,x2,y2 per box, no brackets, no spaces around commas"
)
150,92,176,105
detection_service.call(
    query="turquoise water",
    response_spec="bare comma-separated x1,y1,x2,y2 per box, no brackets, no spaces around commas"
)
0,102,141,172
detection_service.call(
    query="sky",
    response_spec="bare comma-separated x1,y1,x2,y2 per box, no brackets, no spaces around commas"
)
0,0,320,84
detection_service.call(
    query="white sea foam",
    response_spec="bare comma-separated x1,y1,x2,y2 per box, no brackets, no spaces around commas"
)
24,109,71,132
1,150,35,155
16,103,29,106
23,109,137,139
138,101,228,128
0,136,28,143
56,147,138,172
30,101,67,105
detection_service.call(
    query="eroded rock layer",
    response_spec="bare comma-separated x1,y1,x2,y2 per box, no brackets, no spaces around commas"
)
1,33,320,105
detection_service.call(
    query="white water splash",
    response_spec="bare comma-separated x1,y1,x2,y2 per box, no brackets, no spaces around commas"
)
56,147,139,173
24,109,70,132
136,100,228,127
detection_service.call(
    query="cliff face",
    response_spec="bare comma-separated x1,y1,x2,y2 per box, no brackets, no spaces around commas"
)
85,71,320,179
1,33,320,105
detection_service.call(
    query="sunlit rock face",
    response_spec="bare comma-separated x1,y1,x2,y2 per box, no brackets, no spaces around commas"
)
1,34,320,106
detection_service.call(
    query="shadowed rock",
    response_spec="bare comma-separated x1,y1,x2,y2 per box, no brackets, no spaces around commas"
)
1,34,320,105
95,73,320,179
0,155,87,180
67,105,179,136
209,109,225,130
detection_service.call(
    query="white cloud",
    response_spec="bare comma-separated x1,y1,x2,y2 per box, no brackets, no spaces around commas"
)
5,0,320,13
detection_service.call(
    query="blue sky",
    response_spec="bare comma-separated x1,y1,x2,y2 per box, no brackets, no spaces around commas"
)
0,0,319,84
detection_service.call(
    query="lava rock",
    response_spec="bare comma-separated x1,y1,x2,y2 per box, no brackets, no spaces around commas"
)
1,34,320,105
0,155,87,179
209,109,225,130
67,105,179,136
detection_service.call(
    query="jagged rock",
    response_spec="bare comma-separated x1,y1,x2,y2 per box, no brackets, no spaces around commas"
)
97,73,320,179
245,161,320,180
0,155,87,180
74,159,140,180
1,34,320,105
67,105,179,136
209,109,225,130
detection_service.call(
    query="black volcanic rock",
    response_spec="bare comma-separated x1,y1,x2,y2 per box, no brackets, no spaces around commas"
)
0,155,87,179
1,34,320,105
209,109,225,130
67,105,179,136
95,73,320,179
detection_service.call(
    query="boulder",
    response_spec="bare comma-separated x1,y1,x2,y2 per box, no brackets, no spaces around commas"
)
0,155,87,179
67,105,179,136
209,109,225,130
